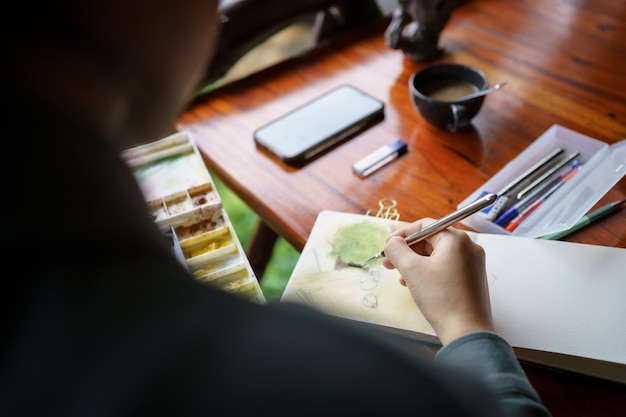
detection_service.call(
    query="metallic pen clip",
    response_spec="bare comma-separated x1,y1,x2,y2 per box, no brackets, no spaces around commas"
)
516,151,580,200
497,148,564,196
348,192,498,268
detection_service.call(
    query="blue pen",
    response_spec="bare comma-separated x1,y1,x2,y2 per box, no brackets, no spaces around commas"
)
494,160,581,227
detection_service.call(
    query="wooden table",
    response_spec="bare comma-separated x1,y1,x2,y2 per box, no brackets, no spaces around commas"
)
177,0,626,414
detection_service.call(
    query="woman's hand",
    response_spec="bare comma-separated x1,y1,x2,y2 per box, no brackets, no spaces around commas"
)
382,219,494,345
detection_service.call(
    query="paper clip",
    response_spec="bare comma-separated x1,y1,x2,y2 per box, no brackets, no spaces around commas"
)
366,198,400,220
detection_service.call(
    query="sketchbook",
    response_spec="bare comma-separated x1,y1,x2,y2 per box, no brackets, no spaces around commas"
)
281,210,626,384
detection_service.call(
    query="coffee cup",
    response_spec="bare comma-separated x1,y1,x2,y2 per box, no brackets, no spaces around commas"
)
409,63,489,131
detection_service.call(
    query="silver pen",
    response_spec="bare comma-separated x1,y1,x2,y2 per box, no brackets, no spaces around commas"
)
348,192,497,268
480,148,564,220
516,151,580,200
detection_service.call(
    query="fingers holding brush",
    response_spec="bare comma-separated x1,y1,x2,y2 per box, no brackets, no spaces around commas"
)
383,221,494,345
382,218,437,271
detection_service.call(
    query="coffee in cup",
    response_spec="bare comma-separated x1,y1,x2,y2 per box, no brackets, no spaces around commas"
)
409,63,488,131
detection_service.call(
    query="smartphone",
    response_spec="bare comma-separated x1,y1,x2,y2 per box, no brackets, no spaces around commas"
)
253,85,384,165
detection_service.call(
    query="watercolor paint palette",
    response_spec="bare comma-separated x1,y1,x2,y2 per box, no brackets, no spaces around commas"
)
122,131,265,303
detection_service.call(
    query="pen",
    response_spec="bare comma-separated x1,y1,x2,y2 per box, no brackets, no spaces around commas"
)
516,151,580,200
505,163,581,232
540,199,626,240
480,148,564,220
494,159,581,227
348,192,497,268
494,176,562,227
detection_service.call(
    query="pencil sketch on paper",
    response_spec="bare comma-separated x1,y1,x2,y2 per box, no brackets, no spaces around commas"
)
283,211,435,335
290,218,391,311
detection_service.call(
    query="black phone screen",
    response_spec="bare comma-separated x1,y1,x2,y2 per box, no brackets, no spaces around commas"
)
253,85,384,165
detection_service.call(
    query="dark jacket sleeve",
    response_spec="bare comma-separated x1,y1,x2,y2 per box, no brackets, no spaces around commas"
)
436,331,552,417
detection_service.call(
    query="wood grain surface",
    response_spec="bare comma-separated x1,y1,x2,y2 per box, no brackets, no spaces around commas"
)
179,0,625,251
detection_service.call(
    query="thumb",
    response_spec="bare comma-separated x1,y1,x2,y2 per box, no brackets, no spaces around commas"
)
384,235,424,271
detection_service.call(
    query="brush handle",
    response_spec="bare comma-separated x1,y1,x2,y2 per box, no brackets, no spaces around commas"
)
405,192,497,246
356,192,497,268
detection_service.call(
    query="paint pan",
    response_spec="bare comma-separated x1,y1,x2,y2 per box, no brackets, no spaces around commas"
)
122,132,221,228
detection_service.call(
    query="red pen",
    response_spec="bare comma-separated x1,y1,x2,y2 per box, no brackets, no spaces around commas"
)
506,162,581,232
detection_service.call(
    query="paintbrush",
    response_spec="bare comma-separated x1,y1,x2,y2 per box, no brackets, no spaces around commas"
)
348,192,498,268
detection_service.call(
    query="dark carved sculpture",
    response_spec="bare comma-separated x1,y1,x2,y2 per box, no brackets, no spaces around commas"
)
385,0,461,60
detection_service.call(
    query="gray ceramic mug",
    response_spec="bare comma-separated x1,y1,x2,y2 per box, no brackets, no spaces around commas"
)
409,63,488,131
